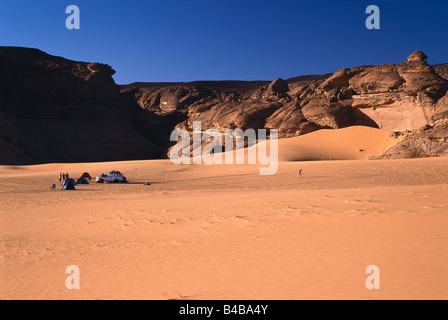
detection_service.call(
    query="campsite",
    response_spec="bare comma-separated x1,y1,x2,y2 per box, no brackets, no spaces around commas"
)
58,171,130,190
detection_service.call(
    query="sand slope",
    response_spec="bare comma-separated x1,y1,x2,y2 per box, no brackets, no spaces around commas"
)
0,127,447,300
275,126,400,161
197,126,400,165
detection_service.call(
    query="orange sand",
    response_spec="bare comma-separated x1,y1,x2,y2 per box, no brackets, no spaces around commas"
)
1,127,447,300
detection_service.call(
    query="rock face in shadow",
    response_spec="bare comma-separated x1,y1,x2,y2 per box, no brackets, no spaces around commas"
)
0,47,120,106
0,47,178,164
0,47,447,164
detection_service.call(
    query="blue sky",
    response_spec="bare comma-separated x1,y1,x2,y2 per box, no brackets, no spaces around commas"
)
0,0,447,84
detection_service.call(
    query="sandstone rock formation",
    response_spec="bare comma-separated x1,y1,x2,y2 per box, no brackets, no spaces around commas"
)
0,47,447,164
407,50,428,62
126,51,447,159
376,123,448,159
320,51,447,133
434,63,448,81
267,78,290,97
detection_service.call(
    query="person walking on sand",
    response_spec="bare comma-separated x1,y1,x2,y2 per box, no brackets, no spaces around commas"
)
62,172,66,181
59,172,62,182
297,169,303,179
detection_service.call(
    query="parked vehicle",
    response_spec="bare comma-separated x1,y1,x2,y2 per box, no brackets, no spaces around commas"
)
96,171,127,183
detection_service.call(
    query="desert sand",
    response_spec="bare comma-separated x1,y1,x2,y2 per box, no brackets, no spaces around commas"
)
1,126,447,300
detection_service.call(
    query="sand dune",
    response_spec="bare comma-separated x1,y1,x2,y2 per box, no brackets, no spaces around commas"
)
275,126,401,161
193,126,401,165
0,127,447,300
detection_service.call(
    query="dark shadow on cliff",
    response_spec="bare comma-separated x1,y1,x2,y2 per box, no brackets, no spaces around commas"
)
351,108,380,128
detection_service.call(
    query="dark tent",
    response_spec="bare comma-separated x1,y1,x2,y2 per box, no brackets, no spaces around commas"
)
79,172,92,180
76,177,89,185
62,178,76,190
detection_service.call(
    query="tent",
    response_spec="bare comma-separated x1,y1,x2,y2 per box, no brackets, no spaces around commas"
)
62,178,76,190
76,177,89,185
79,172,92,180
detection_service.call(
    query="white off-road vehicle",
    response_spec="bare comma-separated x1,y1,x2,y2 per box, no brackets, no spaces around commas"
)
96,171,127,183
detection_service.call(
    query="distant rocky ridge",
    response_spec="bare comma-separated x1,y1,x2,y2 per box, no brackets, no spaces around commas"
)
0,47,447,164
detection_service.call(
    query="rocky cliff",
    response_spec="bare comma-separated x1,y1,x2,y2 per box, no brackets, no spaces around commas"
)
0,47,176,164
0,47,447,164
125,51,448,158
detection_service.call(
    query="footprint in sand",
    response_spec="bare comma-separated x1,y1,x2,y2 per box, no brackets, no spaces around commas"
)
350,209,368,216
344,199,361,203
